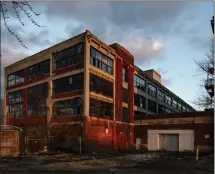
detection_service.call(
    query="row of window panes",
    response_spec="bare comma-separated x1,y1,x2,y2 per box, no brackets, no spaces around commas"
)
90,47,113,74
134,75,146,91
7,70,25,87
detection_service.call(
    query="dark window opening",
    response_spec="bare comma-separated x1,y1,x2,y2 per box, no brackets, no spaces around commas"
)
148,84,157,98
148,99,157,113
53,73,84,95
28,83,48,117
89,98,113,119
123,107,129,122
90,73,113,97
8,70,24,87
8,90,24,118
157,90,165,102
134,94,146,109
134,111,146,120
134,75,146,91
53,97,83,116
123,67,128,82
28,60,50,80
90,47,113,74
158,105,165,114
53,43,84,71
122,88,129,103
165,94,172,105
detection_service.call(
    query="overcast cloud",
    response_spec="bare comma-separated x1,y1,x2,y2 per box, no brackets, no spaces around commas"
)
1,1,213,108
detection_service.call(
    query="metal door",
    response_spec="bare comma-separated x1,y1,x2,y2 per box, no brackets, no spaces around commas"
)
165,134,179,151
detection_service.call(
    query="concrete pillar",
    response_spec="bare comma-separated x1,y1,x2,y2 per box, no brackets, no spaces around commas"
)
84,32,90,117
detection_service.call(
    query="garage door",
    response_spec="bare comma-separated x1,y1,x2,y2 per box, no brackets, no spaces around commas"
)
165,134,179,151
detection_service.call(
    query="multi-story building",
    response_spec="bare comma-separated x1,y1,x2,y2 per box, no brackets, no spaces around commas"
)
4,30,194,153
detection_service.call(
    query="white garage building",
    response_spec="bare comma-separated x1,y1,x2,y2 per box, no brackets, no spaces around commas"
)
147,130,194,152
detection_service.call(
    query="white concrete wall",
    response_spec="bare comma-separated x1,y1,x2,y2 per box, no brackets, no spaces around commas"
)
147,130,194,152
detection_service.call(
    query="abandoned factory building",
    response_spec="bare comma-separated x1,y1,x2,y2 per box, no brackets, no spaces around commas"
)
4,30,197,153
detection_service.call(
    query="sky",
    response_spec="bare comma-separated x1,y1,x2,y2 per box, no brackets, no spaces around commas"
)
1,1,214,110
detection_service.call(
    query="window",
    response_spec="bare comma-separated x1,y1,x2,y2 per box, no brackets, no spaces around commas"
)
53,73,84,95
122,67,128,82
53,97,83,116
7,70,24,87
123,107,129,122
158,105,165,114
28,60,50,80
90,73,113,97
148,84,157,98
157,90,165,102
90,47,113,74
28,83,48,117
165,108,172,113
165,94,172,105
90,98,113,119
134,111,146,120
8,90,24,118
134,94,146,109
122,88,129,103
178,103,182,111
182,106,186,112
134,75,146,91
172,99,177,108
148,100,157,113
53,43,84,71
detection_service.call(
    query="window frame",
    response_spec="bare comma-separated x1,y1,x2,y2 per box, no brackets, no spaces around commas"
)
134,75,146,91
8,90,24,118
90,46,113,74
7,70,25,87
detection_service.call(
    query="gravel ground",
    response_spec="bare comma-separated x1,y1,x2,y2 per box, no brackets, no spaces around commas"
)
0,152,213,173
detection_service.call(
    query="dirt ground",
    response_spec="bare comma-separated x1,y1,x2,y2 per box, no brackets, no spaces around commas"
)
0,152,213,174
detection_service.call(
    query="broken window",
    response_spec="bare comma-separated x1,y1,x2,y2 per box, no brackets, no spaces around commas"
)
7,70,24,87
134,94,146,109
148,83,157,98
53,73,84,95
89,98,113,119
90,47,113,74
148,99,157,113
134,75,146,91
122,107,129,122
122,88,129,103
28,59,50,80
53,43,84,71
28,83,48,117
90,73,113,97
53,97,83,116
8,90,24,118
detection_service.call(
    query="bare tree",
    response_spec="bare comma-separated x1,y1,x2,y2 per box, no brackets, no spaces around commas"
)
193,41,214,110
0,1,44,49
